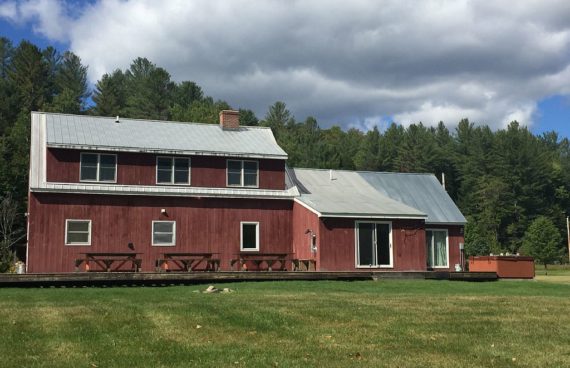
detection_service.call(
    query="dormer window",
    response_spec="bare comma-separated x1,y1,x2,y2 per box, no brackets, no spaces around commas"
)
156,157,190,185
227,160,258,188
80,153,117,182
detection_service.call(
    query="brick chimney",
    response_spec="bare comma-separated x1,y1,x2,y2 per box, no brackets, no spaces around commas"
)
219,110,240,129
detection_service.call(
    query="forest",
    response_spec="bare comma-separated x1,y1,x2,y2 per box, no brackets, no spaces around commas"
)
0,39,568,268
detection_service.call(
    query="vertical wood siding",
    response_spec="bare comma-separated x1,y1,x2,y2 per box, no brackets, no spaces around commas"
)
28,193,292,272
291,202,320,265
46,148,286,190
426,224,464,271
318,218,429,271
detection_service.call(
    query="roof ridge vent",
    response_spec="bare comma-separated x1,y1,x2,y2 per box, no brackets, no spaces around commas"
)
115,116,120,123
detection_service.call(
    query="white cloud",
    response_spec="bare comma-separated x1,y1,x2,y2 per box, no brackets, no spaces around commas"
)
1,0,71,40
0,1,18,21
2,0,570,130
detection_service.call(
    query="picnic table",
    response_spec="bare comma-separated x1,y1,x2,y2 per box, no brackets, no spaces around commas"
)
156,252,220,272
230,252,292,271
75,252,142,272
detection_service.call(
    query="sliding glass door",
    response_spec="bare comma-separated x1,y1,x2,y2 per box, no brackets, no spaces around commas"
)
426,229,449,268
356,222,392,267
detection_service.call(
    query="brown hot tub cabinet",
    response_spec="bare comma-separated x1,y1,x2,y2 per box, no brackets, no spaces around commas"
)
469,256,534,279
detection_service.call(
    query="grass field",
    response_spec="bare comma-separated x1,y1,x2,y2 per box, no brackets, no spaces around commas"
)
0,278,569,368
534,264,570,284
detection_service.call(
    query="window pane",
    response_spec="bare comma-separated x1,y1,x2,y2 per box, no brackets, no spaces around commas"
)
67,232,89,243
153,233,173,244
68,221,89,232
99,167,116,181
174,169,189,183
99,154,116,167
154,222,174,233
426,231,434,268
174,159,189,183
242,224,257,249
80,166,97,181
376,223,391,266
174,158,188,170
157,157,172,169
157,158,173,183
157,169,172,183
243,161,257,173
358,223,374,266
244,173,257,186
81,154,98,165
433,231,447,267
228,160,241,171
228,172,241,186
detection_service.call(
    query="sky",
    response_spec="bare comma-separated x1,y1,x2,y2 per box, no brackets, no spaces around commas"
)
0,0,569,137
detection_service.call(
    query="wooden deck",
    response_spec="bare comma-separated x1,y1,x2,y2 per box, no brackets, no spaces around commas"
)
0,271,497,287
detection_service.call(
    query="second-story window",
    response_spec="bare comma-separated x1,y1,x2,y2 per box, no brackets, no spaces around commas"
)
80,153,117,182
227,160,258,187
156,157,190,184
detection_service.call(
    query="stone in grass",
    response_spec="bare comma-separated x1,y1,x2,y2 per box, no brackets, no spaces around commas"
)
202,285,234,293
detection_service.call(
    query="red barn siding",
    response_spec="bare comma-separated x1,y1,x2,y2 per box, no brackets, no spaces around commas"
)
46,148,285,190
291,201,320,265
426,224,464,271
27,193,292,273
317,218,428,271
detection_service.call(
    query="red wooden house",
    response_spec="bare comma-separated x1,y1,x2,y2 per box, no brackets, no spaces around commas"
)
27,111,466,273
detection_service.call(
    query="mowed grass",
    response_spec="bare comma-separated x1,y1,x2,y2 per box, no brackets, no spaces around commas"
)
535,264,570,284
1,279,569,368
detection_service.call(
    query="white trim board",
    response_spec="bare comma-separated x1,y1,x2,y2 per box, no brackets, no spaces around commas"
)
31,182,299,199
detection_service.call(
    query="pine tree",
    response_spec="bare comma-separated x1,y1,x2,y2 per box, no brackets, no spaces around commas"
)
47,51,89,113
7,41,50,111
91,69,127,117
521,216,563,274
124,58,175,120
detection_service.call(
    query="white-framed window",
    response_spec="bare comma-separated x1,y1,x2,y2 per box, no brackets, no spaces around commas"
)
426,229,449,268
80,153,117,182
156,157,191,185
227,160,258,188
152,221,176,246
65,219,91,246
240,222,259,251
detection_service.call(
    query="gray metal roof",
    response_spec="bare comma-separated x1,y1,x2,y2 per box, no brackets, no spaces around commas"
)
40,112,288,159
359,172,466,224
289,168,427,219
290,168,466,224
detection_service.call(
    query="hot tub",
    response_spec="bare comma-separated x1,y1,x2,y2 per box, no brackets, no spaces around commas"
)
469,256,534,279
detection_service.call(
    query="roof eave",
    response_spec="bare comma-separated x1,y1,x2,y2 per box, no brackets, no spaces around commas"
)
318,212,427,219
45,143,288,160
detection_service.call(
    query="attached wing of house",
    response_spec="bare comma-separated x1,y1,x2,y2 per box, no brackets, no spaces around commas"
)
288,168,465,224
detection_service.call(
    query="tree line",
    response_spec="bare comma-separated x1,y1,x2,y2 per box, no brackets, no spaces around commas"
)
0,39,568,269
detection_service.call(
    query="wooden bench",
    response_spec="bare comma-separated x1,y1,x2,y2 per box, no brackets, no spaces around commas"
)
292,259,317,271
75,252,142,272
230,253,292,271
156,252,220,272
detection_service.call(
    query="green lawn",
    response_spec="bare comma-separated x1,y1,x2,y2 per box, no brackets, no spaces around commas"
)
534,264,570,284
1,279,569,368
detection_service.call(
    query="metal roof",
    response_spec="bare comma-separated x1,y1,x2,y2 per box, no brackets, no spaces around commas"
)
359,172,466,224
289,168,427,219
290,168,466,224
40,112,288,159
